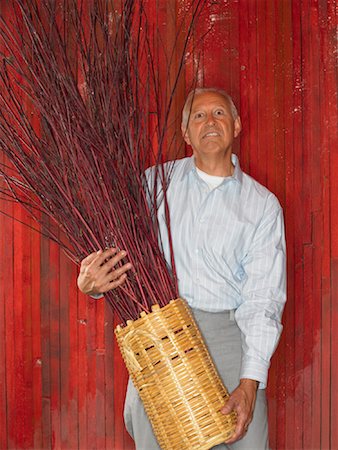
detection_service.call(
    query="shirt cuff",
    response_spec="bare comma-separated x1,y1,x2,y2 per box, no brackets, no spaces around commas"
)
239,355,270,389
89,293,104,300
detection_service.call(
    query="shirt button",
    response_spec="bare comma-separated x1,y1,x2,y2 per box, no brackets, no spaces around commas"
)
199,217,205,223
195,248,199,254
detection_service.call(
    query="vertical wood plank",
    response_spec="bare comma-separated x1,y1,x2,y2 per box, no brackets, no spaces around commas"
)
0,9,11,447
49,241,61,450
0,1,337,449
12,205,31,448
77,292,88,450
60,250,78,449
276,2,294,450
290,1,304,448
238,0,250,171
86,301,97,450
324,0,338,446
0,156,12,450
31,223,43,450
245,0,259,179
311,211,323,450
302,1,322,447
95,300,106,450
104,305,116,450
40,234,52,449
113,313,132,450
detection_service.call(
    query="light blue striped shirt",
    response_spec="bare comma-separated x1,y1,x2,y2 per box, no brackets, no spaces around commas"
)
148,154,286,387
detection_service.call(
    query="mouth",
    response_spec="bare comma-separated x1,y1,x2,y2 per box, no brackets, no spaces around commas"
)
202,131,221,139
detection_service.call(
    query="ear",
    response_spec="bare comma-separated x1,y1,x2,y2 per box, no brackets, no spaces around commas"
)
234,116,242,138
181,123,191,146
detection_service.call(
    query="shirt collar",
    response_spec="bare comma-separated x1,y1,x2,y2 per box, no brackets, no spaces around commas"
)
181,153,243,185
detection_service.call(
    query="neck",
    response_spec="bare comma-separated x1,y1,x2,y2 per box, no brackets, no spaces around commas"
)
194,153,234,177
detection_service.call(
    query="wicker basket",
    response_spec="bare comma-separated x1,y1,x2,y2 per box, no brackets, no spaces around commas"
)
115,298,236,450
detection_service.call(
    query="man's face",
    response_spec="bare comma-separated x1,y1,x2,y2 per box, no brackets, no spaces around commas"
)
182,92,241,160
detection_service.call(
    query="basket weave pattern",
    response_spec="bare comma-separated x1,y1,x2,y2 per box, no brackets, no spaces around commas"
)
115,298,236,450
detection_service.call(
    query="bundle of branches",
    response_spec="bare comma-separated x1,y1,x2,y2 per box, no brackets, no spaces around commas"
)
0,0,204,323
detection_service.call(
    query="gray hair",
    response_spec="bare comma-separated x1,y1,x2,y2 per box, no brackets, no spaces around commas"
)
181,88,239,129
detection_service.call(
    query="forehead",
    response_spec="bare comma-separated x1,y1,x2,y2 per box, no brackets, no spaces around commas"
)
190,92,231,111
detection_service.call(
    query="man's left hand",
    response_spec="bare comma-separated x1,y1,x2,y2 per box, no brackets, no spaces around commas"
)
221,378,258,444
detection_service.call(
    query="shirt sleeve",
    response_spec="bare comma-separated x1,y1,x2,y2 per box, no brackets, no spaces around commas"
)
235,194,286,389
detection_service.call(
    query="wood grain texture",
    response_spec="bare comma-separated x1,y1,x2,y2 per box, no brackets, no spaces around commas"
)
0,0,337,448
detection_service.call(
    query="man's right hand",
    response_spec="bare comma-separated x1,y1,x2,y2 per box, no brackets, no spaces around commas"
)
77,248,132,296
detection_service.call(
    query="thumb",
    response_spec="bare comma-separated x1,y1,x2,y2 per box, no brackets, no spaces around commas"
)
221,396,236,415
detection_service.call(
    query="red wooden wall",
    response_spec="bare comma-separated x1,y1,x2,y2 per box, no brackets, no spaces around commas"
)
0,0,337,449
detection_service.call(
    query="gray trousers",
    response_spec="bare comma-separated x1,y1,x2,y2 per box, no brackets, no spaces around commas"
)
124,308,269,450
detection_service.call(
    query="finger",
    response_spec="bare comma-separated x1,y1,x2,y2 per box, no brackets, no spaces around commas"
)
225,425,245,444
221,397,235,415
101,250,131,275
93,248,120,268
109,249,128,265
86,248,124,274
109,273,128,289
95,249,129,272
94,261,132,294
81,250,102,267
225,413,247,444
99,273,128,293
108,262,133,280
243,423,250,433
98,262,132,290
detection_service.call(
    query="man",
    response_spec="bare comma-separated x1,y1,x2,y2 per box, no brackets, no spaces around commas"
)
77,88,286,449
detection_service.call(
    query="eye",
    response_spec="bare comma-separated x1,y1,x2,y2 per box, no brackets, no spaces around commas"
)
194,112,204,120
214,109,225,116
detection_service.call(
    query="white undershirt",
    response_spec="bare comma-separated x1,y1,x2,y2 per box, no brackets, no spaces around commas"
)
196,167,225,190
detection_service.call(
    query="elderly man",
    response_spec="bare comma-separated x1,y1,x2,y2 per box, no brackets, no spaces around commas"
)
77,88,286,449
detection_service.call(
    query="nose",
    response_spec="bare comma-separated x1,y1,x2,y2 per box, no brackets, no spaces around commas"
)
206,113,215,126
